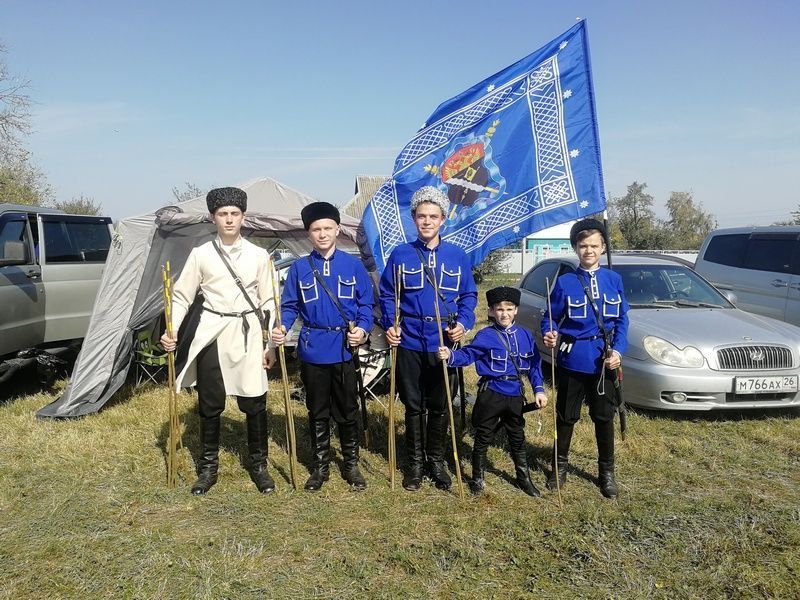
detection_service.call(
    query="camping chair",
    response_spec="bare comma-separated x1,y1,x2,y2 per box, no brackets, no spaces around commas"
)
134,329,168,385
360,346,391,402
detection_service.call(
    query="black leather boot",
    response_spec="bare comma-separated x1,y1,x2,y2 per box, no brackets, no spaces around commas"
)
512,450,541,497
546,422,573,491
339,422,367,491
304,419,331,491
425,412,452,491
246,412,275,494
402,413,424,491
596,419,618,499
191,416,220,495
469,449,486,495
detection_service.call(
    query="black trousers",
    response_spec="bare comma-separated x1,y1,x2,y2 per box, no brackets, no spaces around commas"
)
395,346,456,415
472,389,526,455
299,359,359,425
196,340,266,418
556,367,617,425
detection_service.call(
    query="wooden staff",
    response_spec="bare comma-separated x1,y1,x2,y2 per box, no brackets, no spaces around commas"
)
546,276,563,509
431,276,464,499
161,262,181,488
387,264,401,489
272,267,299,490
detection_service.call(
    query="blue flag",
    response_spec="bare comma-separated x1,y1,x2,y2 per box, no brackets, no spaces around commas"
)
361,20,606,273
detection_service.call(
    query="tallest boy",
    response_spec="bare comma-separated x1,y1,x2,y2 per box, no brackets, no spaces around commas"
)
379,186,477,492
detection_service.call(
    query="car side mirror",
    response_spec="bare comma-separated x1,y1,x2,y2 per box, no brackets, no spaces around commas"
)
0,240,28,267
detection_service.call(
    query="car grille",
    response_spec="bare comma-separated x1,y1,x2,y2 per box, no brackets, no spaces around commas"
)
716,345,793,370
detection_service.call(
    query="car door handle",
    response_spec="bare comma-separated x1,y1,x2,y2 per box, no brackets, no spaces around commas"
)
771,279,789,288
25,268,41,279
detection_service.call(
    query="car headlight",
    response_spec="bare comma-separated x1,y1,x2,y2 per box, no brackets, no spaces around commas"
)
643,336,705,368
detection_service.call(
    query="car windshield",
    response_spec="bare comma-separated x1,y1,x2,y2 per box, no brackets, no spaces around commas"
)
616,264,731,308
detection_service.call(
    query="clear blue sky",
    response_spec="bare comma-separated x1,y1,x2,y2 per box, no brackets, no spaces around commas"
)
3,0,799,227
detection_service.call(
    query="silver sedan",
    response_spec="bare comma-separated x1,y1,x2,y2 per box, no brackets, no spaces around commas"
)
516,255,800,411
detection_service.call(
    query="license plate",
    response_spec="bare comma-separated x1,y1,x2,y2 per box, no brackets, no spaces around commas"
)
734,375,799,394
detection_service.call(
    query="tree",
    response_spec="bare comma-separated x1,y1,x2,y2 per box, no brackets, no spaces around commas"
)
54,195,103,215
663,191,716,249
608,181,660,249
171,182,204,203
773,205,800,226
0,42,51,207
0,43,31,164
472,249,509,283
0,155,51,206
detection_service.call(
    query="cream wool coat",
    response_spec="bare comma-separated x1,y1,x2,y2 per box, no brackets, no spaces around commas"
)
171,237,276,396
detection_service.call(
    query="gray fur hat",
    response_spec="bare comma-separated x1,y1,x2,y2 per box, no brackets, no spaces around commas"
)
410,186,449,216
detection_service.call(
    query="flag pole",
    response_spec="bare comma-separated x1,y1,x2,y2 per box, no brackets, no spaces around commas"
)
161,262,181,488
387,265,401,489
272,267,299,489
545,276,563,509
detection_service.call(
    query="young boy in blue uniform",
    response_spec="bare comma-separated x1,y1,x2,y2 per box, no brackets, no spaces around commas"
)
272,202,374,491
438,286,548,496
379,186,477,492
542,219,629,499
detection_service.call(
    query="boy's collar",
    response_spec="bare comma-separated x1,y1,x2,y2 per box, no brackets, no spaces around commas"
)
311,247,337,260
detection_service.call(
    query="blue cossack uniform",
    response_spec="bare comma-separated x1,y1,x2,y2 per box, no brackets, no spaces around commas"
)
541,266,629,374
281,249,374,364
447,324,546,397
379,238,477,352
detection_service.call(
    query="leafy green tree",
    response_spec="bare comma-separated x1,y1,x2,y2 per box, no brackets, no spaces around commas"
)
608,181,660,249
663,191,716,249
54,195,103,215
0,156,51,205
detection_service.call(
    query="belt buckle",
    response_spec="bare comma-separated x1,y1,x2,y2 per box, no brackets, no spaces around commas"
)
424,316,434,322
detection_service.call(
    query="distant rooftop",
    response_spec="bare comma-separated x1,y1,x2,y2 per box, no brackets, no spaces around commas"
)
341,175,389,220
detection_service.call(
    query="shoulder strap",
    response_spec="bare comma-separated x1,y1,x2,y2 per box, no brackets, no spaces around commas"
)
492,327,523,379
211,240,266,330
413,245,458,315
576,272,607,338
306,254,353,328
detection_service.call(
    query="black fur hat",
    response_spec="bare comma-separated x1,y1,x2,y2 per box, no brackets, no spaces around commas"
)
569,218,606,248
486,286,521,307
301,202,341,230
206,187,247,214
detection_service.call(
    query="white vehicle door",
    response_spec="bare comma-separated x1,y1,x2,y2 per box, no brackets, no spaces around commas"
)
784,236,800,326
38,214,112,343
0,213,45,356
738,233,795,322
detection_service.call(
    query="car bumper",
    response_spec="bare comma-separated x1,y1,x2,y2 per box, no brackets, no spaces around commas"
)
621,358,800,411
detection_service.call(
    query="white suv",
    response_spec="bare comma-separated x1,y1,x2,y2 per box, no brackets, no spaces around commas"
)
695,226,800,326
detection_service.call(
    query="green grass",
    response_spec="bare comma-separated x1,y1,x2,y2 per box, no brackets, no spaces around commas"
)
1,287,799,598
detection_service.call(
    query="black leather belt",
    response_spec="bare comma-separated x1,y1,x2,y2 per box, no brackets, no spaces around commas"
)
401,312,448,322
305,324,347,332
203,306,257,350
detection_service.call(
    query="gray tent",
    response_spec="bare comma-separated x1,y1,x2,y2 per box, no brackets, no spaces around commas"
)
37,177,359,418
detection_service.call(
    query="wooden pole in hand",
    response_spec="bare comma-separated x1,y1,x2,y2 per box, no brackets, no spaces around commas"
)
546,276,563,509
387,265,401,489
272,267,299,490
162,262,181,488
430,277,464,499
